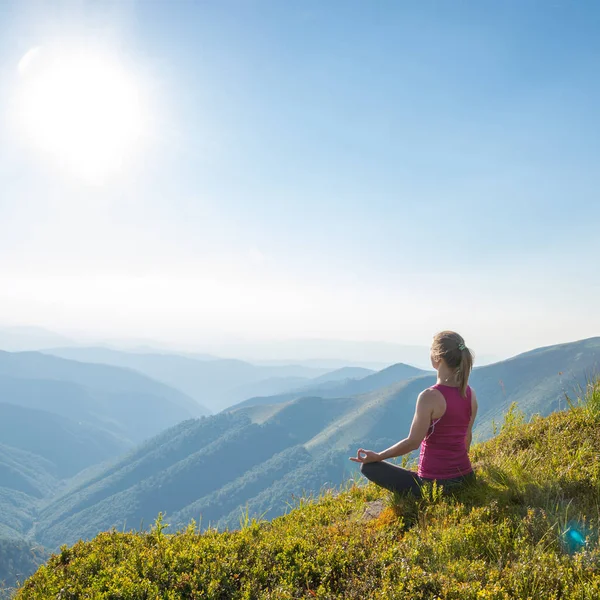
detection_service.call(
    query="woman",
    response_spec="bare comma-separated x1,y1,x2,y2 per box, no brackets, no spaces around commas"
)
350,331,477,495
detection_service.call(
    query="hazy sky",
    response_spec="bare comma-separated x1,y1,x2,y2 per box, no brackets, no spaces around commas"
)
1,0,599,359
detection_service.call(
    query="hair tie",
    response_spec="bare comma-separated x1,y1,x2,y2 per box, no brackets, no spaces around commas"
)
458,343,466,351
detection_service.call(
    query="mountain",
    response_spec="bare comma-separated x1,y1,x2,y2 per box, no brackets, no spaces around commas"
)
201,338,433,368
31,338,600,549
43,347,333,412
468,336,600,437
284,337,600,453
0,350,204,414
5,338,600,547
313,362,430,396
0,351,206,441
0,326,73,352
0,443,58,541
0,404,129,478
226,367,376,410
101,341,220,360
225,376,315,403
0,538,47,598
232,362,427,410
0,488,40,541
220,340,502,368
34,398,366,548
0,375,195,449
0,443,58,499
13,383,600,599
251,358,389,370
0,350,207,523
0,445,53,542
310,366,375,383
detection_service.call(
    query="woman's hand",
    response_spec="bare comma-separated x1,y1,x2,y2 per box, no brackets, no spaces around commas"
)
349,448,381,464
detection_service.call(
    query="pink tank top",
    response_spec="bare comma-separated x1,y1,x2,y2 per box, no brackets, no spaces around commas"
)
418,384,473,480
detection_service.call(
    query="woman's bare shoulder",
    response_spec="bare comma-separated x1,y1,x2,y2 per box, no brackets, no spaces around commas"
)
418,387,444,401
418,387,446,409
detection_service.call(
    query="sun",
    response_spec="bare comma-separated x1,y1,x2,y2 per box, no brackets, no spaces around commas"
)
15,46,146,183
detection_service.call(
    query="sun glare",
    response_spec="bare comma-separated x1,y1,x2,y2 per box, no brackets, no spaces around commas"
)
15,46,146,183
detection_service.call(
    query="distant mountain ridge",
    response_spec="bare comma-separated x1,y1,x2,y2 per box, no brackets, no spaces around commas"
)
0,350,207,498
0,351,205,417
310,366,375,383
231,362,428,410
0,326,73,352
43,347,337,412
196,338,434,368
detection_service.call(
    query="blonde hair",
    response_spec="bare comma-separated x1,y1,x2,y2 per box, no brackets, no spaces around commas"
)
431,331,474,398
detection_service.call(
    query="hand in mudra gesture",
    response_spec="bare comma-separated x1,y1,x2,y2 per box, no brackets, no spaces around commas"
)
349,448,380,464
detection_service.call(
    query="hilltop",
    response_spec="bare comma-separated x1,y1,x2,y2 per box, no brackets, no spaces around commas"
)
13,380,600,599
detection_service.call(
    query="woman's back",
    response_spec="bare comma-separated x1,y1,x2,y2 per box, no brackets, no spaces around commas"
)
352,330,477,495
418,384,473,480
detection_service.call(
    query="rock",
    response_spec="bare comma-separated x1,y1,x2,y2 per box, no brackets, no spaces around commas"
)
360,499,385,522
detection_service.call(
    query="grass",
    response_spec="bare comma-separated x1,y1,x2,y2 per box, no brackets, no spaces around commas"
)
13,380,600,599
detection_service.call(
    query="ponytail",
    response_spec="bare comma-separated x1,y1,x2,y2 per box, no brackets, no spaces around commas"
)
457,347,473,398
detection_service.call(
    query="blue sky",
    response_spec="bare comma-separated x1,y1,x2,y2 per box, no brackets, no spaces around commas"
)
0,1,599,358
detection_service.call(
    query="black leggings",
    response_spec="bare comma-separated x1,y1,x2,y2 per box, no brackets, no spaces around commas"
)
360,461,475,496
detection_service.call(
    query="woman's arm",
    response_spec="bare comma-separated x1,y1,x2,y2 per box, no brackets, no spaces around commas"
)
465,389,478,451
350,390,437,463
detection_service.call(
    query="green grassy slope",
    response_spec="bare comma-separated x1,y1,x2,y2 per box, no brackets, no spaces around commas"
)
471,336,600,436
15,381,600,599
